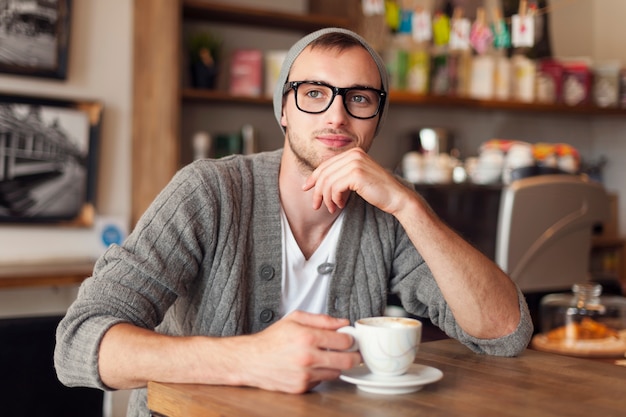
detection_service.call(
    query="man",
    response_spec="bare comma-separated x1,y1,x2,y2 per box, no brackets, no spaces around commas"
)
55,28,532,416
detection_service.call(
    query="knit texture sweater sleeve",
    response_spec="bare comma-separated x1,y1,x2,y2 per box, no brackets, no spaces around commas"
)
330,193,532,357
54,161,219,390
54,151,284,395
390,227,534,357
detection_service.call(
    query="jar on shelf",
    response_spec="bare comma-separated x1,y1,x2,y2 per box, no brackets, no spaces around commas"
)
532,283,626,357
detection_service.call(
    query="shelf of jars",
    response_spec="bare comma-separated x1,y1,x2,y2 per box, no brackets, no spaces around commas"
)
182,0,349,32
181,87,626,116
180,1,626,117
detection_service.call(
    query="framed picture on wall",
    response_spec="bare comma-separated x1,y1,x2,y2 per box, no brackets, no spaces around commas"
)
0,93,103,226
0,0,72,79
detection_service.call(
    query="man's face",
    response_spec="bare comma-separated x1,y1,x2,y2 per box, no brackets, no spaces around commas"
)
281,45,381,173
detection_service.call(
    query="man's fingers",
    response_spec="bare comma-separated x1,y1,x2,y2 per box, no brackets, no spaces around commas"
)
287,311,349,330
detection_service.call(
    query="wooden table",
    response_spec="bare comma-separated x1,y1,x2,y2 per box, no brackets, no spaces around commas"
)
148,338,626,417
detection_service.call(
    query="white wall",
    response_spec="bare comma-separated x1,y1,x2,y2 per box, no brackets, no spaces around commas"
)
0,0,132,266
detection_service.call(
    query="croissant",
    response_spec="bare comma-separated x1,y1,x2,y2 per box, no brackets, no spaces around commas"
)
546,317,618,341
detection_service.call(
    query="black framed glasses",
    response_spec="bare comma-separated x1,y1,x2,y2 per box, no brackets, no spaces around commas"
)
283,81,386,120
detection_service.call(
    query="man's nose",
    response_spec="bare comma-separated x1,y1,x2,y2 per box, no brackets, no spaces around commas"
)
325,94,349,121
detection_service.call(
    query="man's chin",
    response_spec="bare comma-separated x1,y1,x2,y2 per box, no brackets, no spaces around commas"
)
319,145,354,160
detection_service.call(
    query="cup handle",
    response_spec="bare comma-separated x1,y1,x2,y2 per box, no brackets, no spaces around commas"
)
337,326,359,352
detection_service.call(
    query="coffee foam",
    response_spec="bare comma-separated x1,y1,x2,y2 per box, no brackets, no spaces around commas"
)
359,317,421,328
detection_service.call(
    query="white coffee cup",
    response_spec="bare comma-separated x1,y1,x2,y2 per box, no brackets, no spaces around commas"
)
339,317,422,377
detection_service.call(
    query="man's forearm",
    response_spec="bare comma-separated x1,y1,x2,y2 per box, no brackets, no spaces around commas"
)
98,322,244,389
396,194,521,339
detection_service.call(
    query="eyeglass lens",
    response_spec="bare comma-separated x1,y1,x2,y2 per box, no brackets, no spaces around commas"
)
294,82,381,119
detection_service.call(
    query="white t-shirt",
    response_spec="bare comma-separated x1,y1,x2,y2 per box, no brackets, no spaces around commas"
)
279,208,345,315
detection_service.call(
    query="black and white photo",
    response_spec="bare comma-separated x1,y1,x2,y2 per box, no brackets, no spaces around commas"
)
0,0,71,79
0,94,102,224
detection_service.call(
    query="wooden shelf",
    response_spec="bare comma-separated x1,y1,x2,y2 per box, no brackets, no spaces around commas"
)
0,273,88,289
182,0,349,31
0,260,94,289
182,88,271,105
592,236,626,248
182,88,626,116
390,91,626,116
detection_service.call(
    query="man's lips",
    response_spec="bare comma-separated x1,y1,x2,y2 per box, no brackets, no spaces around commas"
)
317,134,353,148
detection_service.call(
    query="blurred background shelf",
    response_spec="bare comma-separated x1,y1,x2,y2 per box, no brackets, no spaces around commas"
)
182,0,349,30
182,88,626,116
0,260,94,289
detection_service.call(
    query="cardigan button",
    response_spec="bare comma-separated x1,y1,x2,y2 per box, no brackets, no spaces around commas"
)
259,264,275,281
260,309,274,323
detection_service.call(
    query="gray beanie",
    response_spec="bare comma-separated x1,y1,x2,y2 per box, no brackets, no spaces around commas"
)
273,27,389,137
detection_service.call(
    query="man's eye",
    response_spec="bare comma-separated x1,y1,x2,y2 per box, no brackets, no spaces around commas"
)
306,90,323,99
349,94,370,104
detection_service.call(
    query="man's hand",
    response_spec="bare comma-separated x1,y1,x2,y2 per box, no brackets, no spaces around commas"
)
302,148,409,216
238,311,360,393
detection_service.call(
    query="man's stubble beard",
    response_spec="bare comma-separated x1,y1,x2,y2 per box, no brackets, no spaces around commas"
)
286,129,323,175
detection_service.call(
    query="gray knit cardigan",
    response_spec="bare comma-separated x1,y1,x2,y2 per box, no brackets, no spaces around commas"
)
55,149,533,416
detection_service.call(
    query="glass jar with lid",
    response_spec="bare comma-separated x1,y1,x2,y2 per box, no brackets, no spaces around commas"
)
532,283,626,357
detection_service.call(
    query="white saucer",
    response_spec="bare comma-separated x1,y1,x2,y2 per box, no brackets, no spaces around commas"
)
340,363,443,395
